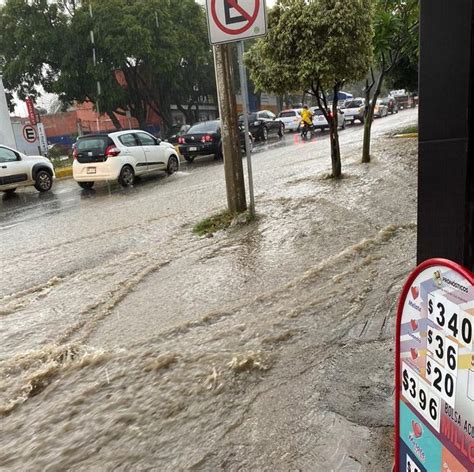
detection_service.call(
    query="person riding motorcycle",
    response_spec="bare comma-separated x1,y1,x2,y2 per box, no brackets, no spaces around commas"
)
300,105,313,137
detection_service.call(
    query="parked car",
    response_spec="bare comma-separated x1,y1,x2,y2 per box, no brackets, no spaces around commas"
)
379,97,398,114
341,99,365,124
373,99,389,118
165,124,191,145
310,107,346,131
389,90,414,110
240,110,284,141
0,144,55,194
276,109,302,132
72,130,179,189
178,120,253,163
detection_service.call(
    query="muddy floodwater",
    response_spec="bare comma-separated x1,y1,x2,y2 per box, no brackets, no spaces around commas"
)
1,111,417,471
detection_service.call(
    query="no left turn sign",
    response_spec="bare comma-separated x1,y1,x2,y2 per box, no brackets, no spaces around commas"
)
206,0,267,45
23,125,38,144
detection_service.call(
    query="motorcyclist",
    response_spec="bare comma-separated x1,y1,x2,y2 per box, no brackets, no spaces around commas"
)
300,105,313,138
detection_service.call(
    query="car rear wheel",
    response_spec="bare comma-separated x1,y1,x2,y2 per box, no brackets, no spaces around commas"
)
34,170,53,192
278,124,284,137
118,165,135,187
262,127,268,141
341,119,346,130
216,144,223,160
78,182,94,189
167,155,179,175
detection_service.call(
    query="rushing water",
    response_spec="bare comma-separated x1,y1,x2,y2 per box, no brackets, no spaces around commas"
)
1,112,418,471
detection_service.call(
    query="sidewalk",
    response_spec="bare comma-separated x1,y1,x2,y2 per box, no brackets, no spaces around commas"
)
0,132,418,471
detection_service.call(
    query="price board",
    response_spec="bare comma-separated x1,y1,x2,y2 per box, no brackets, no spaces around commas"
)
395,259,474,472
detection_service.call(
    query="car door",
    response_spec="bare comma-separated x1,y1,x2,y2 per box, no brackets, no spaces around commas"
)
136,131,166,173
266,111,279,133
258,111,272,134
0,146,31,188
117,133,147,174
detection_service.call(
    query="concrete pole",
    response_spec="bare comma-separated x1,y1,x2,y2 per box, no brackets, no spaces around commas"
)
213,43,247,214
0,76,17,149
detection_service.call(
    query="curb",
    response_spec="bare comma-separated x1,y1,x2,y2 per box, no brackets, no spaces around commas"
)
55,167,72,179
393,133,418,139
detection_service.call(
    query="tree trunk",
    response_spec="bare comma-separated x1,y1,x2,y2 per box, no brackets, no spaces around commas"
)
362,70,385,163
107,111,122,130
213,43,247,214
329,94,342,178
313,82,342,178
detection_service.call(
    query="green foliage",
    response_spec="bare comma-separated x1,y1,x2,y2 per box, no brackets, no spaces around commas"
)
373,0,419,72
193,211,235,236
0,0,215,129
246,0,374,95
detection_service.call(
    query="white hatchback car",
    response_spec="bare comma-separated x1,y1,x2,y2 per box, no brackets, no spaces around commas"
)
276,109,302,132
310,107,347,131
0,145,55,194
73,130,180,189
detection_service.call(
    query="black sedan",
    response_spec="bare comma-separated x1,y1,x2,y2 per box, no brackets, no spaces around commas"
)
165,124,191,145
178,120,252,163
239,110,284,141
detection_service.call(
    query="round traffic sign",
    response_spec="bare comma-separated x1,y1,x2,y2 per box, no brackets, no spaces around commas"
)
211,0,260,35
23,125,38,143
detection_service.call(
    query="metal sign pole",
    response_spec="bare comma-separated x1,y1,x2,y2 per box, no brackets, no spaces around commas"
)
237,41,255,217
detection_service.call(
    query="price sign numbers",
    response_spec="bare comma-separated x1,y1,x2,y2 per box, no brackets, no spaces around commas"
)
426,327,459,375
428,292,473,348
402,362,441,432
406,455,420,472
425,357,457,407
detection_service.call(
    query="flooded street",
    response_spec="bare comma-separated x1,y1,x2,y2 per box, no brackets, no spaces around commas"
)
1,111,417,471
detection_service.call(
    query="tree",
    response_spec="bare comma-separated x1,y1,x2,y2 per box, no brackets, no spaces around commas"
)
361,0,419,163
0,0,215,132
246,0,374,178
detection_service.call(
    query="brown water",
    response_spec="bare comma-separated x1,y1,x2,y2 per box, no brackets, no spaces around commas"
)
0,111,418,471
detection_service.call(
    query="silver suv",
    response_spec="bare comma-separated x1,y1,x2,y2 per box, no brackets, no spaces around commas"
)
0,145,55,194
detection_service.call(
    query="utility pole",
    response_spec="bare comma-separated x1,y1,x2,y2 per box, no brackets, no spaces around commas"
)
213,43,247,214
237,41,255,218
89,3,101,133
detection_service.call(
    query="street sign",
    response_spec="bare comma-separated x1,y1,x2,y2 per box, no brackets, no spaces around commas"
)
25,97,37,125
22,125,37,143
395,259,474,471
37,123,48,155
206,0,267,45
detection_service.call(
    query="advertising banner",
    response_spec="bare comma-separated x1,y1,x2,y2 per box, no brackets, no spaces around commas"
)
395,259,474,471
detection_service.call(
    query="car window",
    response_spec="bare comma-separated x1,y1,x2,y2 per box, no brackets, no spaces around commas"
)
345,100,363,108
0,147,19,163
119,133,139,147
187,121,219,133
279,111,296,118
267,111,276,119
259,112,269,119
136,132,156,146
76,136,111,153
311,108,324,116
